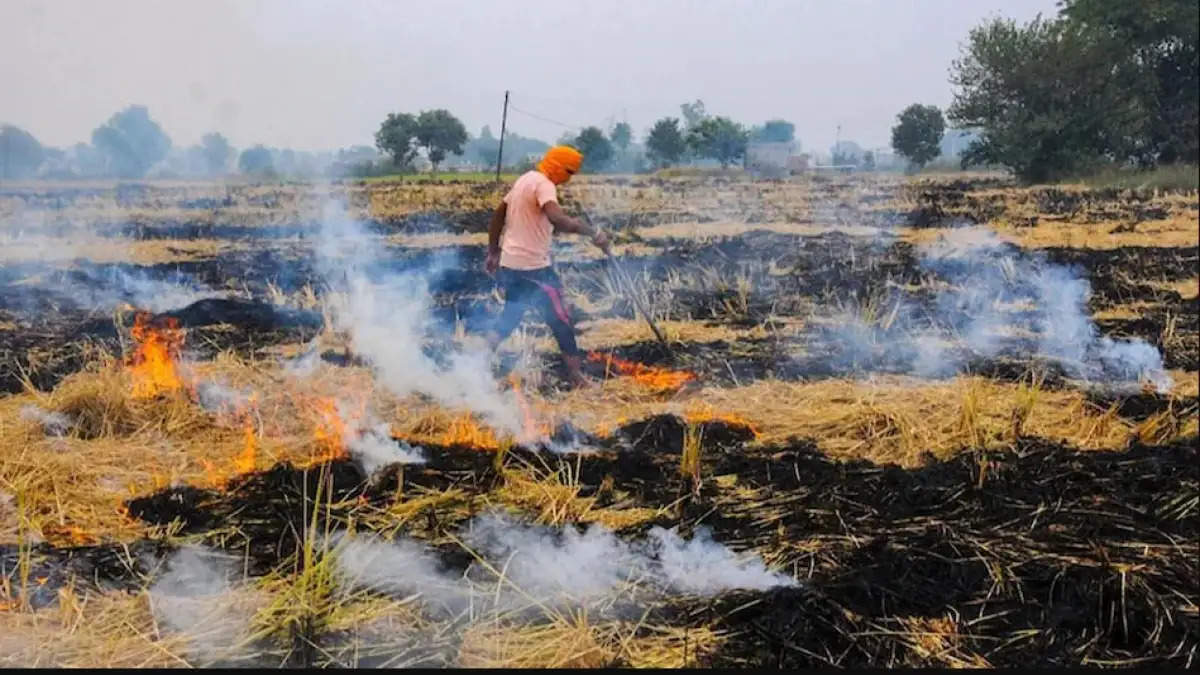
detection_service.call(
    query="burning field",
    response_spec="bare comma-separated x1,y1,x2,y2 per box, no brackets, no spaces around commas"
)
0,173,1197,668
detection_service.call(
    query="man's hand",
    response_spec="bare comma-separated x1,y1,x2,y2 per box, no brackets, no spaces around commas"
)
592,230,611,253
485,249,500,276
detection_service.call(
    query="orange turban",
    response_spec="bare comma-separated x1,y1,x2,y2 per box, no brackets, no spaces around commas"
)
538,145,583,184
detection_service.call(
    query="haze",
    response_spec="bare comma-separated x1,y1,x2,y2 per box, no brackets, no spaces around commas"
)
3,0,1059,154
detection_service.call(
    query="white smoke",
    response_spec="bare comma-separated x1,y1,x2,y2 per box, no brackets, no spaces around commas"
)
74,267,226,313
648,525,795,594
464,513,795,598
333,534,469,615
313,199,522,437
824,229,1171,391
194,380,254,415
462,512,645,600
19,404,72,436
282,341,320,377
332,511,794,619
922,230,1171,390
349,423,426,475
147,546,262,665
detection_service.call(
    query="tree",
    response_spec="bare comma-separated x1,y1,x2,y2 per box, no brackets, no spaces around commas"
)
238,145,274,175
375,112,419,169
862,151,876,170
69,142,106,177
0,124,44,179
610,122,632,151
645,117,687,168
751,119,795,144
574,127,613,171
890,104,945,168
473,125,500,167
1059,0,1198,164
680,99,707,130
948,5,1195,181
199,132,234,175
831,140,863,166
414,109,468,172
91,105,171,178
688,116,749,168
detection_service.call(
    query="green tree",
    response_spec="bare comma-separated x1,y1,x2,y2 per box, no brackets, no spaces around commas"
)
688,116,749,168
199,132,233,175
91,105,172,178
751,119,795,144
610,122,633,151
375,112,419,169
645,117,687,168
949,8,1187,181
238,145,274,175
414,109,468,172
69,142,105,177
862,150,876,170
474,125,499,166
890,104,945,168
574,126,613,171
680,99,707,131
0,124,45,179
831,140,863,166
1059,0,1198,164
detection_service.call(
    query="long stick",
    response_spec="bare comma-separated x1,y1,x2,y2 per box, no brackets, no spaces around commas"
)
606,249,668,348
580,211,669,349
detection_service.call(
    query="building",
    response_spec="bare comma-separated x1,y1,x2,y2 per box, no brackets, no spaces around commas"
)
744,141,808,177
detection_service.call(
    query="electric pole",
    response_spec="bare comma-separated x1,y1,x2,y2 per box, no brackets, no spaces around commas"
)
495,90,509,183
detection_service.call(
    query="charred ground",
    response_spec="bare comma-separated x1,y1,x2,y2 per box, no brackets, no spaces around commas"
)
1,173,1197,668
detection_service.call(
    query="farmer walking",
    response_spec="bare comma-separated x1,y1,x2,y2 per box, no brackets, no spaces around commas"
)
483,145,609,388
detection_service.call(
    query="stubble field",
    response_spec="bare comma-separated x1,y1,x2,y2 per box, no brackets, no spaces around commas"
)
0,170,1196,668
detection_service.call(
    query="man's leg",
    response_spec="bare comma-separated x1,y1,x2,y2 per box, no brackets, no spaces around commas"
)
487,269,530,352
528,270,587,387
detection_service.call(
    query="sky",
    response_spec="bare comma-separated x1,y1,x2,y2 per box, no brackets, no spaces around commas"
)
2,0,1060,155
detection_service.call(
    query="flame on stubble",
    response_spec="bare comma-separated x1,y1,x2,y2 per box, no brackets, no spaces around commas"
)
440,413,502,449
128,312,185,399
684,402,760,437
587,351,696,392
311,397,352,462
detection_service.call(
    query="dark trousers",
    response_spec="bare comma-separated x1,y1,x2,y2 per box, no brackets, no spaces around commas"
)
493,266,581,356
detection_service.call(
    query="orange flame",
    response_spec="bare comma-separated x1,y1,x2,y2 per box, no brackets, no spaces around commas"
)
128,312,185,399
232,392,259,474
587,351,696,392
440,413,501,449
508,374,552,445
311,398,350,461
685,403,760,437
43,523,98,547
234,418,257,474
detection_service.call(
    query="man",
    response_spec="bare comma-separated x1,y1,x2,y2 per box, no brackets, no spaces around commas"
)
483,145,610,388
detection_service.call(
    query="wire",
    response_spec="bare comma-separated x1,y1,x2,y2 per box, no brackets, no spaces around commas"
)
507,102,583,131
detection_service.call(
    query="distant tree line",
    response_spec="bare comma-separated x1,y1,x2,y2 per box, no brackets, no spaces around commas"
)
6,98,907,180
0,104,406,180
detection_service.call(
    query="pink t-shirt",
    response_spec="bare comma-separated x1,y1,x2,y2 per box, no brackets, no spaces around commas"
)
500,170,557,270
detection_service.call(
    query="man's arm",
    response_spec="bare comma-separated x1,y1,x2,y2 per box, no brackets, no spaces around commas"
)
485,201,505,274
543,201,592,236
544,201,610,251
487,201,506,254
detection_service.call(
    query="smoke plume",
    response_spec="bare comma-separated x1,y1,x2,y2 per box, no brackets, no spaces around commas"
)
312,199,522,437
19,404,72,436
147,546,263,665
332,511,795,619
824,229,1171,391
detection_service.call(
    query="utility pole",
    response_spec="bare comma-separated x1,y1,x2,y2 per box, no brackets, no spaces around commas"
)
495,90,509,183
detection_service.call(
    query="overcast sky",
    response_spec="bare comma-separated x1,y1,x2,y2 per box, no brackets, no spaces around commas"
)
3,0,1059,155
